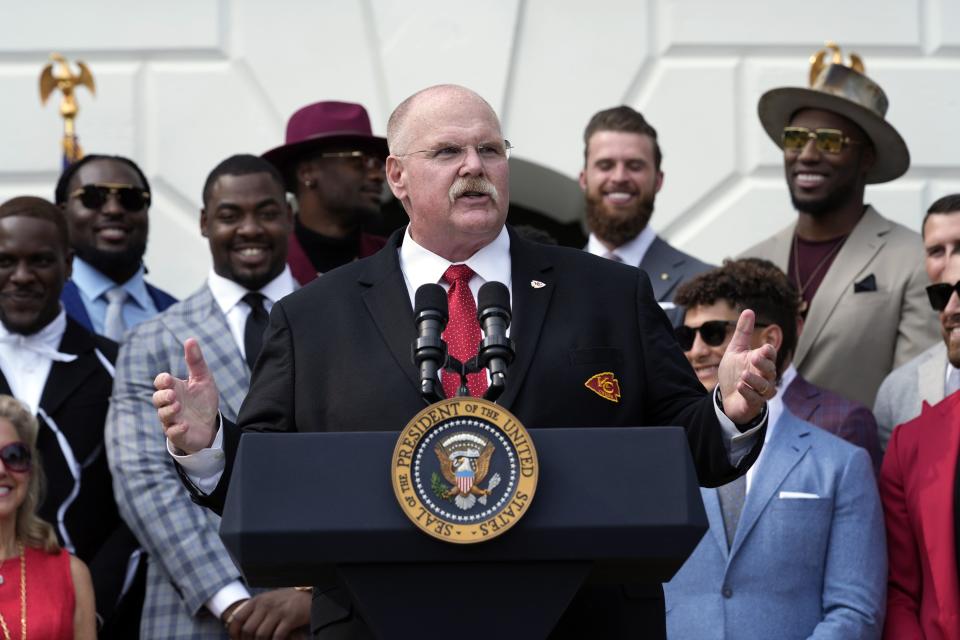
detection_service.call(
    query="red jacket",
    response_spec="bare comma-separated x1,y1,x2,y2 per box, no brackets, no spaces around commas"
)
881,390,960,639
286,230,386,285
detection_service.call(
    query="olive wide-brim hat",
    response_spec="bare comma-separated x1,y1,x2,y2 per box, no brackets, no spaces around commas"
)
261,100,388,173
758,62,910,184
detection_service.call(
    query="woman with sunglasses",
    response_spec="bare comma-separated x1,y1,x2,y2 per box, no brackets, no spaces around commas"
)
0,395,95,639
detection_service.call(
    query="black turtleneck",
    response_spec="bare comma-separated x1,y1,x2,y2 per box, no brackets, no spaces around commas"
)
294,217,361,274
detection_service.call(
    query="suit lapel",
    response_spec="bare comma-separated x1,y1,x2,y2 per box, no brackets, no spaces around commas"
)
919,347,947,406
0,369,11,396
359,231,421,396
728,415,811,561
496,231,554,409
794,207,887,368
163,287,250,418
917,399,960,615
783,375,819,422
700,488,730,559
640,237,678,301
39,319,100,416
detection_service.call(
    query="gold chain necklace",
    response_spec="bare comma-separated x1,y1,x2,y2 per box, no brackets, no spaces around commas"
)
792,233,847,299
0,541,26,640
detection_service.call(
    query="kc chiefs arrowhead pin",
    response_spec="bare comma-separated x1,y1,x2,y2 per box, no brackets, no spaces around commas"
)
585,372,621,403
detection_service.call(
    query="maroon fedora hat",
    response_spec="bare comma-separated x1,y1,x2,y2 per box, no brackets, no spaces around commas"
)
261,100,388,171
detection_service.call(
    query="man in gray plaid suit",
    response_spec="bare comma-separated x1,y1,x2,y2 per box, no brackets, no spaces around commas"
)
106,155,310,638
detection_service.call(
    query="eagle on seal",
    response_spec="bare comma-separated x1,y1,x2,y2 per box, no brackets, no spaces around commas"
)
434,436,500,510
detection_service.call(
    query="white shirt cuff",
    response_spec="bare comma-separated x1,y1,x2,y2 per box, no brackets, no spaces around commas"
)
712,387,766,467
205,580,251,619
166,413,226,494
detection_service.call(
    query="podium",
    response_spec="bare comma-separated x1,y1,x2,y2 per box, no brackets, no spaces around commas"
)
220,427,707,638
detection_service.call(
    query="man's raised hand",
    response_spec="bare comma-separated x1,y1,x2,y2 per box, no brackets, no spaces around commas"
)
717,309,778,424
153,338,220,454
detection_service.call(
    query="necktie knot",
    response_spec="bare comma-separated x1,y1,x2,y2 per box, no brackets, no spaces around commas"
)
243,292,267,315
443,264,475,287
105,287,128,304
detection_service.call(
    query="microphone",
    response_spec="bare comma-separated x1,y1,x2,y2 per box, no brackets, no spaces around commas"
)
412,284,449,402
477,281,515,402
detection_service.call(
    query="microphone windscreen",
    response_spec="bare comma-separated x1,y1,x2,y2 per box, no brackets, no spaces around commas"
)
478,281,511,314
414,283,448,318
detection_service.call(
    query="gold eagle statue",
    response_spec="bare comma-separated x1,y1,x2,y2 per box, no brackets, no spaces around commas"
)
809,41,864,86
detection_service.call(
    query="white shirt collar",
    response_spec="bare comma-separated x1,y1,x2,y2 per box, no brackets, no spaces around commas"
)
206,266,297,316
0,308,68,350
399,226,512,304
586,225,657,266
945,361,960,395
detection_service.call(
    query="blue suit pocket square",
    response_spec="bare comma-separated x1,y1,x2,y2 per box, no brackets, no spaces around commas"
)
854,274,877,293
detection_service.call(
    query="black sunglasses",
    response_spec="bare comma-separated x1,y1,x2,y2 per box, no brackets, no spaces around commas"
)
69,183,150,212
926,282,960,311
674,319,770,351
0,442,31,473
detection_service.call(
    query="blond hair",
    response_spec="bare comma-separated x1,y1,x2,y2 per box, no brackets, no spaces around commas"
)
0,396,59,552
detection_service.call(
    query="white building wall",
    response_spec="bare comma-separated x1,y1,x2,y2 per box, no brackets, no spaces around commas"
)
1,0,957,297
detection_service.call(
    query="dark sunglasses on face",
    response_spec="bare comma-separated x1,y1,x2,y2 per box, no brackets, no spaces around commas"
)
0,442,31,473
69,183,151,212
781,127,861,154
926,281,960,311
674,319,771,351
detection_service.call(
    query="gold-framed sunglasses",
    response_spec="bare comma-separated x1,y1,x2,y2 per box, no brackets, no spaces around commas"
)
781,127,861,154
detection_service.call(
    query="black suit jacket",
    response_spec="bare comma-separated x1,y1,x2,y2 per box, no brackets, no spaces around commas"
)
0,317,141,634
198,227,762,637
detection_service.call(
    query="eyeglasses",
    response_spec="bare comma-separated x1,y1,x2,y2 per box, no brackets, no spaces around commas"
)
781,127,862,154
399,140,513,163
0,442,31,473
674,320,771,351
926,281,960,311
316,151,385,171
69,183,150,212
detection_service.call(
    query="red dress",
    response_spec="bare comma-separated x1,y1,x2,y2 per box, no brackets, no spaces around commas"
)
0,546,74,640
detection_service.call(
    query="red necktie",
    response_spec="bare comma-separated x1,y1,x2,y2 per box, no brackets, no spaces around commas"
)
441,264,488,398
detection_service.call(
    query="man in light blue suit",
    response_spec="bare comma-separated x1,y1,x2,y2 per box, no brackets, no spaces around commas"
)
665,259,886,639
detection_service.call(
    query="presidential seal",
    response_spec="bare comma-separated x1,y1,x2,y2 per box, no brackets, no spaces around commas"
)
391,397,538,544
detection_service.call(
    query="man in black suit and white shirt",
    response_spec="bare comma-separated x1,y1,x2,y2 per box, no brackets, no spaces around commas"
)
156,85,777,638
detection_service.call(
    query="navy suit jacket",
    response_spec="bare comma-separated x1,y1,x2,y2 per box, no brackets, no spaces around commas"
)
189,226,764,638
61,278,177,333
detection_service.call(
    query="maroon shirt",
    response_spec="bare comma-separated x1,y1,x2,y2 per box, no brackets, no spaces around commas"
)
788,234,848,311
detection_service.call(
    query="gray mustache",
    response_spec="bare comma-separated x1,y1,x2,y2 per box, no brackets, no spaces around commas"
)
448,177,499,204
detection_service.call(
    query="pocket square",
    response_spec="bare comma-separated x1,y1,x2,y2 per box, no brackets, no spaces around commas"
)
854,274,877,293
779,491,820,499
658,301,676,310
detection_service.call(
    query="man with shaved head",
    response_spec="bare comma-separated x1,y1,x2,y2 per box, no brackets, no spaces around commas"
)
156,84,777,638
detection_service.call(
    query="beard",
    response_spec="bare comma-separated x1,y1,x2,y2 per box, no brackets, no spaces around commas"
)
75,241,147,279
789,176,860,217
585,190,655,248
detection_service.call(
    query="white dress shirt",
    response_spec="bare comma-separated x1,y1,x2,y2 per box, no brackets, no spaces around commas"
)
170,266,295,619
744,364,797,494
0,310,75,414
586,225,657,267
945,361,960,397
206,266,297,362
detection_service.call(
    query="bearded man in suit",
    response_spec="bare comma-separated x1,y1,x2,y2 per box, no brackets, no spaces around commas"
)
155,84,778,639
579,106,711,324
